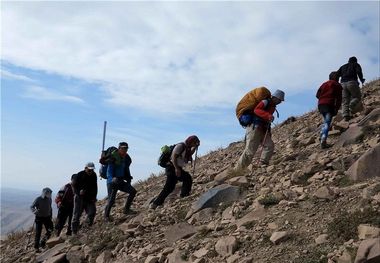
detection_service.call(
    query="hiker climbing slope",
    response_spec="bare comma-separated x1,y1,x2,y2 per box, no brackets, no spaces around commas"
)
71,162,98,235
316,71,343,149
336,56,365,121
54,175,75,236
150,135,200,209
30,187,53,252
104,142,137,221
235,88,285,170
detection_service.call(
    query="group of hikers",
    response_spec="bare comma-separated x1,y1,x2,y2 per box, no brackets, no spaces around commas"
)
30,56,365,252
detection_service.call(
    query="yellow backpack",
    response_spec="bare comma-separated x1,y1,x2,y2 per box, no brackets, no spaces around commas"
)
236,87,271,125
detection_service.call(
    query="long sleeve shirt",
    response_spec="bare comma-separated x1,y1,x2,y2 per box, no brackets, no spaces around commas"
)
30,196,52,217
337,62,365,83
316,80,343,112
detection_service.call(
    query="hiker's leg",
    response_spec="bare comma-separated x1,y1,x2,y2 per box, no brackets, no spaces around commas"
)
34,217,43,249
179,170,192,197
321,112,333,141
71,195,83,234
342,82,351,119
153,166,178,206
104,183,117,218
41,217,53,247
66,206,73,235
347,81,363,113
119,181,137,211
85,201,96,226
260,133,275,164
236,125,263,170
55,208,66,236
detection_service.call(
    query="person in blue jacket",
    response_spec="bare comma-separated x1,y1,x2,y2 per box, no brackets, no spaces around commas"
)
104,142,137,221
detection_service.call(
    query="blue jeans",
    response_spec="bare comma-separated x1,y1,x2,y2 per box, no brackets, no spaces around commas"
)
320,112,332,141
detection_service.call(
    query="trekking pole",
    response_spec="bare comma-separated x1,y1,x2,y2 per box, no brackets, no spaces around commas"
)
25,221,35,250
256,127,270,166
192,147,198,176
100,121,107,180
102,121,107,152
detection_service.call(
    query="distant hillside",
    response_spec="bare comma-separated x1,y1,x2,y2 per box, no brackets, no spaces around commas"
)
1,188,57,237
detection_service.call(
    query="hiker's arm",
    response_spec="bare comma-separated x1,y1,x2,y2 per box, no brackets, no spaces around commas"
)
316,85,322,99
356,64,365,83
172,154,181,177
254,101,272,121
30,198,38,214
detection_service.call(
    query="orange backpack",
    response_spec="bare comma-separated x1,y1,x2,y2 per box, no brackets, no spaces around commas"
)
236,87,271,119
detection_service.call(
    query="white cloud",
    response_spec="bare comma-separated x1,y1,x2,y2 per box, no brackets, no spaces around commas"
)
22,85,85,104
1,69,34,82
2,2,379,113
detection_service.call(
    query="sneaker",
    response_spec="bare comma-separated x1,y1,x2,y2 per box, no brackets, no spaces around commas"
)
149,203,158,210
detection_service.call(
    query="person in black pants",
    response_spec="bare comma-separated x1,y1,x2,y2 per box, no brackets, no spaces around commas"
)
30,187,53,252
54,175,75,236
150,135,200,209
71,162,98,235
104,142,137,221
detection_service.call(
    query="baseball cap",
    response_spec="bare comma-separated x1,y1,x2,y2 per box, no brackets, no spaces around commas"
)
85,162,95,170
118,142,129,148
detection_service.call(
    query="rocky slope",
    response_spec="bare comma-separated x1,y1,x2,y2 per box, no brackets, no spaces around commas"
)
1,79,380,263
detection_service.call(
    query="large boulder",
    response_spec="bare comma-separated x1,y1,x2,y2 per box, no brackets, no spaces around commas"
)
354,238,380,263
46,236,65,248
191,184,240,213
347,143,380,181
358,108,380,126
36,243,68,263
337,125,365,147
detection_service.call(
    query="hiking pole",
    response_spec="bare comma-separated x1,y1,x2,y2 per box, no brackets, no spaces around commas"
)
100,121,107,180
102,121,107,152
192,147,198,176
256,127,270,166
25,221,35,250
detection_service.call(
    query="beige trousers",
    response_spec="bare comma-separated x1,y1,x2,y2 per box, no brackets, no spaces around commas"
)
235,124,274,170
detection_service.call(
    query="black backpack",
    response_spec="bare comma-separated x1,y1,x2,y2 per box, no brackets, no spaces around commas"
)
158,143,185,168
99,146,117,179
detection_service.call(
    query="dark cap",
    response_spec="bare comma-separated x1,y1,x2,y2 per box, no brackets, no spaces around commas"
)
118,142,128,148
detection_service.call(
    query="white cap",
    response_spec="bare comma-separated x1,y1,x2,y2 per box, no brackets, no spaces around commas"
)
85,162,95,170
272,90,285,101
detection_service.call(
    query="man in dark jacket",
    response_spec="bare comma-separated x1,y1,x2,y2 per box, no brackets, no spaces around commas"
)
30,187,53,252
54,175,75,236
316,71,343,148
104,142,137,221
336,56,365,121
71,162,98,235
150,135,200,209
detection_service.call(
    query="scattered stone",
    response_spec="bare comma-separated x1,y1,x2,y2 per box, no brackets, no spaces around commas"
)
144,255,159,263
166,249,188,263
215,236,238,256
164,223,196,245
192,248,209,258
347,143,380,181
95,251,112,263
358,108,380,126
36,243,68,263
314,186,335,200
358,224,380,240
45,253,66,263
337,249,353,263
315,234,329,244
270,231,289,245
227,176,249,187
46,236,65,248
214,169,230,183
235,206,266,228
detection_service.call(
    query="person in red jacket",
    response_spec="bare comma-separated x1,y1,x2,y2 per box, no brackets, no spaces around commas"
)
316,71,343,148
235,89,285,170
55,175,75,236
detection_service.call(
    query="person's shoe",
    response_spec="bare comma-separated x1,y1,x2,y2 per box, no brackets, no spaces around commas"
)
344,116,351,122
123,208,137,215
34,248,41,253
66,230,72,236
320,140,332,149
149,203,158,210
104,216,113,222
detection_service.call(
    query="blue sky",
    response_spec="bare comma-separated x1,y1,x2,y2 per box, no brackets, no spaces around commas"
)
1,1,379,198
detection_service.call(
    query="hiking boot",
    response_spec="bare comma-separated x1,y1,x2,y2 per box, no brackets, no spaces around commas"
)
123,208,137,215
66,230,72,236
104,216,113,222
344,116,351,122
40,240,46,249
321,140,332,149
34,248,41,253
149,203,158,210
